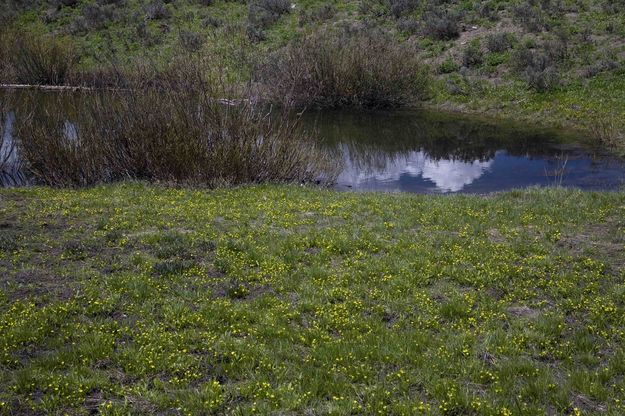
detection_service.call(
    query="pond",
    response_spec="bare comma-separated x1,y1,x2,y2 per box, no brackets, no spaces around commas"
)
2,92,625,193
304,110,625,194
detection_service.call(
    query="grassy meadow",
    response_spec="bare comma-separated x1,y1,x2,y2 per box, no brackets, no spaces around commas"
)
1,184,624,414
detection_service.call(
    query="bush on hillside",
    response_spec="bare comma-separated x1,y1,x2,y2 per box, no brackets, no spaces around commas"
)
422,9,461,40
256,31,430,108
145,0,170,20
248,0,290,29
511,43,561,91
388,0,419,18
486,32,516,53
462,39,483,67
6,32,78,85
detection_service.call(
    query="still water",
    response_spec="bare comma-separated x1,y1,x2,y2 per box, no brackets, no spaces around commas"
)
1,93,625,193
304,110,625,193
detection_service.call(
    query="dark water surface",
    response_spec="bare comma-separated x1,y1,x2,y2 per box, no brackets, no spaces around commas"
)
302,110,625,194
2,91,625,193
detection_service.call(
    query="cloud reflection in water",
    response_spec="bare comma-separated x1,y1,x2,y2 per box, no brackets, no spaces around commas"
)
338,150,493,193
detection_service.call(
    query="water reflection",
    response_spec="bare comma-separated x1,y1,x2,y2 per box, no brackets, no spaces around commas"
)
2,91,625,192
0,111,27,186
339,148,494,192
304,110,625,193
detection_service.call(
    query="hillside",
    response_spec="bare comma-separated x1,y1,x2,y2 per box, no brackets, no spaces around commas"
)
1,0,625,149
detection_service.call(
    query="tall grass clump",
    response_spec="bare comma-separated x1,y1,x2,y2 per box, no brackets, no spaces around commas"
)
14,64,338,187
589,117,625,156
256,31,430,109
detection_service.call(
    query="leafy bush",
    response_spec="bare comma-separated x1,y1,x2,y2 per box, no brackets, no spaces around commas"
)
82,4,116,30
485,52,507,66
438,57,459,74
202,16,223,28
445,75,470,96
396,17,420,35
524,65,559,91
246,23,266,42
68,16,89,34
256,31,430,108
581,59,618,78
298,3,335,26
476,1,499,21
513,2,545,32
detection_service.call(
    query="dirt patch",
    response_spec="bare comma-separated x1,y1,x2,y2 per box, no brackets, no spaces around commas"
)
83,389,106,412
1,269,76,302
507,305,541,319
487,228,506,244
557,219,625,273
572,393,607,413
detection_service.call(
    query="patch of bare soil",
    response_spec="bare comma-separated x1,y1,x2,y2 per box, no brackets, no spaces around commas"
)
507,305,541,319
1,269,76,302
557,218,625,273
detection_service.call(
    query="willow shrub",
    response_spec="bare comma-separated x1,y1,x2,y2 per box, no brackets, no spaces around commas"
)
14,63,338,187
256,31,430,109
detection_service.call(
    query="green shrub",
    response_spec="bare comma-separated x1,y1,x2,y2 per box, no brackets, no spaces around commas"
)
462,39,483,68
248,0,290,29
438,58,459,74
396,17,420,35
298,3,336,26
510,40,563,91
82,4,116,30
485,52,507,67
179,30,204,52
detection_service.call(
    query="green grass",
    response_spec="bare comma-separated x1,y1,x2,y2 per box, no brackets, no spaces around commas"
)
432,71,625,131
1,184,625,414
